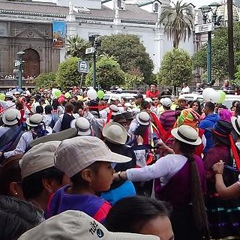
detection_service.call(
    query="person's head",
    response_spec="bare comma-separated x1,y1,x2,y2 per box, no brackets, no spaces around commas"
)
52,98,59,110
160,98,172,110
54,136,131,193
177,96,187,108
2,109,21,127
150,84,156,92
20,141,69,209
183,82,188,87
190,100,201,113
36,105,44,114
203,101,215,115
105,196,173,240
71,117,91,136
44,105,52,115
219,109,232,122
0,155,24,199
0,196,42,240
18,210,160,240
224,79,230,87
231,100,240,112
152,97,159,106
65,103,74,114
176,109,200,130
135,94,144,105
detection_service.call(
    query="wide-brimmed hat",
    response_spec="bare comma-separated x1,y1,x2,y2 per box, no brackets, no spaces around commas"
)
178,95,187,102
231,116,240,136
30,128,78,148
2,109,21,126
122,111,134,121
109,105,120,116
26,114,43,127
18,210,159,240
136,112,150,126
55,136,131,178
102,122,127,144
160,97,172,107
208,120,233,146
171,125,202,145
71,117,91,136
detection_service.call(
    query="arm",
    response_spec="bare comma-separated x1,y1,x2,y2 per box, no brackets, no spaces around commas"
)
213,160,240,200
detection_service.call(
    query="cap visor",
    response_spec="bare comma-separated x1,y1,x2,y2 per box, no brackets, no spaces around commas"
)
111,232,159,240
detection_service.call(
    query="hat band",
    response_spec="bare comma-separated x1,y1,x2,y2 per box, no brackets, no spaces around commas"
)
29,120,39,125
177,130,196,143
139,118,149,123
76,124,90,132
235,119,240,134
213,129,228,138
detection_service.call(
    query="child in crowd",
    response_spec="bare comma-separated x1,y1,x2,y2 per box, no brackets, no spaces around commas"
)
46,136,131,223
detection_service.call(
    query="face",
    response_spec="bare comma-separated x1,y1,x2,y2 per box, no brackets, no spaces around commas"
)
91,162,114,192
152,98,159,106
178,100,186,108
150,85,156,92
139,216,174,240
191,102,199,112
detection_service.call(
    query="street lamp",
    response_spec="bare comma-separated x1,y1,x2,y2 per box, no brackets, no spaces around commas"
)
16,51,25,89
199,2,221,84
88,35,101,90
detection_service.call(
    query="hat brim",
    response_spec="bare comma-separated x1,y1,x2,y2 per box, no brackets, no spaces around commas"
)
171,128,202,146
70,119,91,136
231,117,240,136
136,114,150,126
2,111,21,126
26,118,39,127
30,128,78,148
206,128,230,146
102,122,127,145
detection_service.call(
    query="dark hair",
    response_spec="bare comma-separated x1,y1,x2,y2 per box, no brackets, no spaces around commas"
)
177,139,210,238
44,105,52,115
0,196,41,240
35,105,43,114
52,99,59,110
0,155,22,196
190,100,201,115
105,196,171,233
65,103,74,113
235,102,240,116
204,102,215,112
22,167,64,200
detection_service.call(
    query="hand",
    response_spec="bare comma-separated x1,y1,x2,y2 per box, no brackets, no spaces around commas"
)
137,135,144,145
212,160,224,175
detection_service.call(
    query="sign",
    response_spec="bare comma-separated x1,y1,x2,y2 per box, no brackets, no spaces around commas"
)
85,47,95,54
195,23,214,33
78,61,89,73
52,21,66,48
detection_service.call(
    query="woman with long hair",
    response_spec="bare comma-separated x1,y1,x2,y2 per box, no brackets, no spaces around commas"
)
115,125,209,240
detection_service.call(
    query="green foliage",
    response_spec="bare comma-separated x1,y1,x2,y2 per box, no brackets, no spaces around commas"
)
124,68,144,89
56,57,82,89
66,35,91,59
34,72,57,88
98,34,154,83
192,22,240,82
160,1,194,48
234,65,240,86
85,56,125,90
157,48,192,87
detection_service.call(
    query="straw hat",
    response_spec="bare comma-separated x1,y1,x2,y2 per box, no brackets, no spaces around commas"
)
171,125,202,146
70,117,91,136
160,97,172,107
102,122,127,144
2,109,21,126
26,114,43,127
136,112,150,126
109,105,120,116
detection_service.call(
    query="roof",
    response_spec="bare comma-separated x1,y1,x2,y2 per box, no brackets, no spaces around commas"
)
0,1,157,24
138,0,162,7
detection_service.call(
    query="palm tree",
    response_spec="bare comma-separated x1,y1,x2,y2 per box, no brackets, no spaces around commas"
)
66,35,90,59
159,1,194,48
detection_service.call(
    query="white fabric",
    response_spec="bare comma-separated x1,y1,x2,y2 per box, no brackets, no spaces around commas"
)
126,154,188,186
43,114,52,127
4,131,33,158
181,86,190,94
52,114,63,133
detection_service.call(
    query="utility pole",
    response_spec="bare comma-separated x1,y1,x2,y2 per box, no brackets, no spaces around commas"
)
227,0,234,80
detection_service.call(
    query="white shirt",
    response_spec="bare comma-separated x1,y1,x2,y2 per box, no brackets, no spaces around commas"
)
181,86,190,94
126,154,188,186
4,131,33,158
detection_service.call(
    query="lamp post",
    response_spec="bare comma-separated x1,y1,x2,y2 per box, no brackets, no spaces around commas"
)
88,35,101,90
16,51,25,89
199,2,221,84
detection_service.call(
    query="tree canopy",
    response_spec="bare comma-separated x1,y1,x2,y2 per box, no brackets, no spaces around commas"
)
56,57,82,89
34,72,57,89
98,34,154,84
157,48,192,87
192,22,240,82
159,1,194,48
85,55,125,90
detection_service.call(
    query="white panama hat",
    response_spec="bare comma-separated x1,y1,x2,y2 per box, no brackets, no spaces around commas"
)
2,109,21,126
231,116,240,136
160,97,172,107
71,117,91,136
171,125,202,146
136,112,150,126
109,104,120,116
26,114,43,127
102,122,127,144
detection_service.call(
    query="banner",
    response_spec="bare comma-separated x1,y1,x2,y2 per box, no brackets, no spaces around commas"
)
52,21,66,48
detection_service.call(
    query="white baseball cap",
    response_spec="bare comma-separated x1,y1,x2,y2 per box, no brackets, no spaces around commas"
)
18,210,159,240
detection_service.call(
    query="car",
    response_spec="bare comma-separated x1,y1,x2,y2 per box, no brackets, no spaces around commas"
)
103,93,137,104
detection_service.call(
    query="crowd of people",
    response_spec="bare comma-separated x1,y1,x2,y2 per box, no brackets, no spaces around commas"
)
1,84,240,240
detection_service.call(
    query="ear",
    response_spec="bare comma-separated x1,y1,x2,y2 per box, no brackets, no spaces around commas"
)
9,182,22,198
81,169,94,184
42,178,55,194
